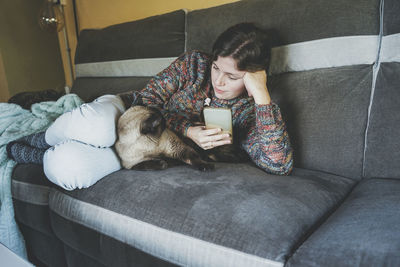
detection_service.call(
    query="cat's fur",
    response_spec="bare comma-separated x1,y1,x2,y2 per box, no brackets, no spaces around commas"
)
115,105,214,171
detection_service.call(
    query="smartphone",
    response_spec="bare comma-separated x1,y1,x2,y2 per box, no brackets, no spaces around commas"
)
203,107,233,136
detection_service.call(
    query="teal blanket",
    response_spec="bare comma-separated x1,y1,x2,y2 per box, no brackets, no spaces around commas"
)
0,94,83,258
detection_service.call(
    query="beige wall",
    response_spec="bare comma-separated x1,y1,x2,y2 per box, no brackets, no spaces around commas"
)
0,0,239,100
0,51,10,102
59,0,239,87
0,0,66,99
76,0,239,30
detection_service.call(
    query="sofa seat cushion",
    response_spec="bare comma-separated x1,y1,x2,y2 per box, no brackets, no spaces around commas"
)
11,164,54,236
48,163,356,267
11,163,68,266
17,223,68,267
286,178,400,267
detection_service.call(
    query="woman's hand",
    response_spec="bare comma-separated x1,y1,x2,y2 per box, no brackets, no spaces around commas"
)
243,70,271,105
187,126,232,150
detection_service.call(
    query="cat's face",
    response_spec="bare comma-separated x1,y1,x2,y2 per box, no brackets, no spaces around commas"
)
117,105,166,144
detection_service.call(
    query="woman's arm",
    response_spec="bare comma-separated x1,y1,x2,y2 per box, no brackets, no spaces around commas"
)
240,71,293,175
240,104,293,175
139,53,194,135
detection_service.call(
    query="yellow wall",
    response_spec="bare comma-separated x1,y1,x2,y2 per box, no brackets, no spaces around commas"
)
0,51,10,102
76,0,239,30
59,0,239,87
0,0,65,100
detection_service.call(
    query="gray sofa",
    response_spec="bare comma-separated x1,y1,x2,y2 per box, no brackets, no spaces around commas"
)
11,0,400,266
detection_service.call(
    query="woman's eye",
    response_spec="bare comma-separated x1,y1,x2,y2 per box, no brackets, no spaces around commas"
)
213,64,219,70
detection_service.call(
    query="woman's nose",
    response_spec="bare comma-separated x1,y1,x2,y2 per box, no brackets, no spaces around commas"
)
215,73,225,86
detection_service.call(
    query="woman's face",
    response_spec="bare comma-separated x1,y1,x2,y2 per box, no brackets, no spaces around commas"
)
211,56,246,100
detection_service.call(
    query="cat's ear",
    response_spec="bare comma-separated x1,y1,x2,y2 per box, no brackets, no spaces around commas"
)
140,113,165,135
132,91,144,106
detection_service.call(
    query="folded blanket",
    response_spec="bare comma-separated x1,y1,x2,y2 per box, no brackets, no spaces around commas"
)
0,94,83,258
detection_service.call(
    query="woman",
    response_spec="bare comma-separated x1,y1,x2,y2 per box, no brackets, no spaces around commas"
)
8,23,293,190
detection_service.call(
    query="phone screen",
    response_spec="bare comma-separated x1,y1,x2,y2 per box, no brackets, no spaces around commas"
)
203,107,232,135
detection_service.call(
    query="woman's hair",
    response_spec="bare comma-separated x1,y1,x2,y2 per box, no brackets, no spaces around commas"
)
212,22,272,72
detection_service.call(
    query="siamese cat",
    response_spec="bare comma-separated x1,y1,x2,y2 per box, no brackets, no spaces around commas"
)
115,105,214,171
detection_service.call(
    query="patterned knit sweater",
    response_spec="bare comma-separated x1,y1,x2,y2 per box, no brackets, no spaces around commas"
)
136,51,293,175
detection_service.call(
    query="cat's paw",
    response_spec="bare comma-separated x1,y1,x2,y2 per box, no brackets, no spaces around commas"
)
132,159,168,170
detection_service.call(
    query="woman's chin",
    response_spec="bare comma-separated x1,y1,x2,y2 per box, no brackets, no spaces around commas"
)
217,94,236,100
214,91,230,100
215,93,224,99
213,88,243,100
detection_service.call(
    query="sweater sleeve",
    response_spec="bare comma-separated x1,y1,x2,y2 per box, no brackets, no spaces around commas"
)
139,53,194,136
239,103,293,175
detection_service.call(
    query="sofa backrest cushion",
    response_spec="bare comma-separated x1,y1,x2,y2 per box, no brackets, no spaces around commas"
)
186,0,379,52
187,0,381,179
363,0,400,179
71,10,186,102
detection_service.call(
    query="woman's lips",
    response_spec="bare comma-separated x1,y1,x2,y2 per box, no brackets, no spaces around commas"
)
214,87,224,94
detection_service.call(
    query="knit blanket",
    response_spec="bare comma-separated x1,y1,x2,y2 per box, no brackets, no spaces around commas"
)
0,94,83,258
